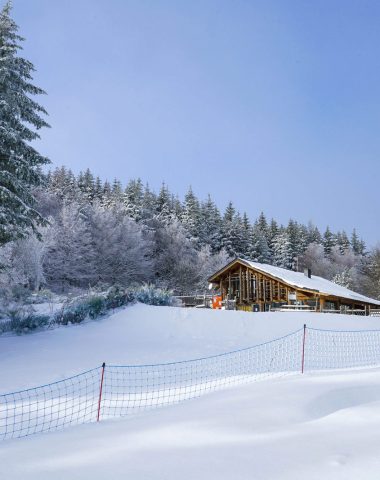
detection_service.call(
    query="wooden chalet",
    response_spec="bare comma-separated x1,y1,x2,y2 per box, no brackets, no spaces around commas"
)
208,258,380,314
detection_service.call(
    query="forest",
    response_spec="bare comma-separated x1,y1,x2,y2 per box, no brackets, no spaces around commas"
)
1,165,379,301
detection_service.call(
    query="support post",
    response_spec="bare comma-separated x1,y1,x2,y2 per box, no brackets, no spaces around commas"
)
97,362,106,422
301,324,306,374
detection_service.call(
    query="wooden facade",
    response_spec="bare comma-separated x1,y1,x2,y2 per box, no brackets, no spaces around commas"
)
208,259,379,313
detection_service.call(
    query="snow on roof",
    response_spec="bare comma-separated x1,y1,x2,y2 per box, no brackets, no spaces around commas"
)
238,259,380,306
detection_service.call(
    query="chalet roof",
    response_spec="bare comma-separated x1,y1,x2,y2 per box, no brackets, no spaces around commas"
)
209,258,380,306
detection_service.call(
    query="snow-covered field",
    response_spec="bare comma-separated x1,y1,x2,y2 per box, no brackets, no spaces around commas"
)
2,304,380,479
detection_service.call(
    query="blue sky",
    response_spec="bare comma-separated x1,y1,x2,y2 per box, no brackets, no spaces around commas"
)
12,0,380,245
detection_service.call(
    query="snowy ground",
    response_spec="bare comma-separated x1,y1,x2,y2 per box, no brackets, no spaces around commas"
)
1,305,380,479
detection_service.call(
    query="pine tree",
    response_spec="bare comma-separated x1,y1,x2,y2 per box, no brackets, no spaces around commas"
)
256,212,269,240
336,230,350,254
307,222,322,245
156,182,171,219
249,224,272,264
123,178,144,220
181,186,201,242
323,226,335,256
197,195,221,252
272,231,294,269
0,2,50,245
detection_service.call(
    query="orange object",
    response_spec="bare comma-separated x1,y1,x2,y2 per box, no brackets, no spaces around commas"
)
212,295,222,309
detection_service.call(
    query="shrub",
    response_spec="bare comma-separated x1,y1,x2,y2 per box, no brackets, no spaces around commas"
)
104,285,128,309
56,303,88,325
11,314,50,334
133,284,178,306
87,295,107,319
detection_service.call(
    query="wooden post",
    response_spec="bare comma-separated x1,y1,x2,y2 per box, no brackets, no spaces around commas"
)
97,362,106,422
239,266,242,304
301,325,306,374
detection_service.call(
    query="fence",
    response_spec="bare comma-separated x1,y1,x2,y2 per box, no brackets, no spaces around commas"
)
2,326,380,441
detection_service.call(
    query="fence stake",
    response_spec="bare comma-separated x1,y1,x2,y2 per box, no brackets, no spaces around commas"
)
97,362,106,422
301,324,306,374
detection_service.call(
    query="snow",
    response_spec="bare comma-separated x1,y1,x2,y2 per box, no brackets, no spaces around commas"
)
242,259,380,305
2,304,380,479
3,368,380,479
2,304,380,393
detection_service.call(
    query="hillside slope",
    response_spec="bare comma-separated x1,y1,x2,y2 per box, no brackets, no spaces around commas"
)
1,304,380,393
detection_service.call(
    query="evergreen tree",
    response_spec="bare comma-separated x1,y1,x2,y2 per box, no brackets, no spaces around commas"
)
256,212,269,240
181,186,201,242
0,2,50,245
307,222,322,245
323,226,336,256
199,194,222,252
249,224,272,264
272,231,294,269
156,182,171,219
336,230,350,254
123,178,144,220
220,202,245,257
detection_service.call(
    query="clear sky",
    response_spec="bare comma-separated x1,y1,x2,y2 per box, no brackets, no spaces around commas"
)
12,0,380,245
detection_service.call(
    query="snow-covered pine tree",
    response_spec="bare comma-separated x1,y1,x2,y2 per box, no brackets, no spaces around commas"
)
181,186,201,243
77,168,95,203
239,212,252,259
323,226,336,256
256,212,269,241
155,182,172,219
307,221,322,245
220,202,246,257
140,183,157,221
336,230,350,255
0,1,50,245
249,224,272,264
198,194,222,252
123,178,144,220
272,231,294,269
93,176,103,201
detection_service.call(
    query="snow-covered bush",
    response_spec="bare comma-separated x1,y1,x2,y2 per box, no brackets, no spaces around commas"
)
104,285,129,309
132,284,179,306
55,303,88,325
0,310,50,335
87,295,107,319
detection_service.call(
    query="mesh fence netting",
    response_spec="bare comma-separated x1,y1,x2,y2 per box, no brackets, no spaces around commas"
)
1,326,380,441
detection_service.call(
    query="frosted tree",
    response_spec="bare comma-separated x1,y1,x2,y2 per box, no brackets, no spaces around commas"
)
195,245,231,291
152,218,199,294
6,227,52,291
43,203,94,291
0,2,50,245
87,203,153,286
360,246,380,299
332,268,354,289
